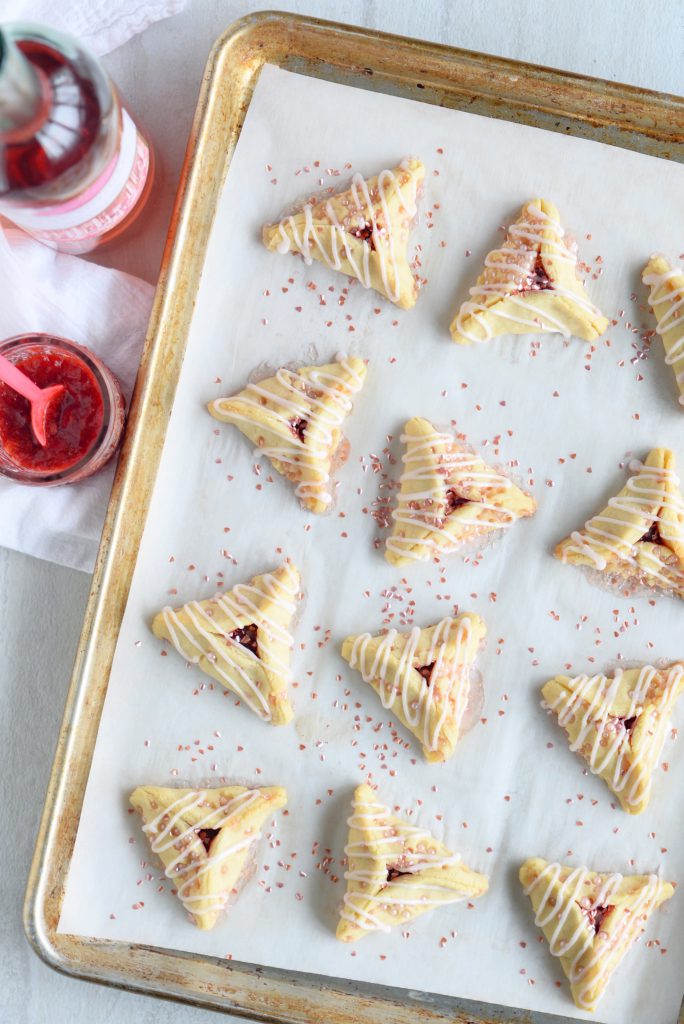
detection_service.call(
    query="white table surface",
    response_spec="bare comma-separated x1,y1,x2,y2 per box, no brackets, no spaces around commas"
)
2,2,682,1022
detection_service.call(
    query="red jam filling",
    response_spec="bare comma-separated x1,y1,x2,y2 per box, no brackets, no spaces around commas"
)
350,222,376,250
445,488,470,514
227,623,259,655
640,521,663,545
584,904,613,934
386,866,411,883
195,827,221,852
0,348,104,472
290,417,308,442
522,254,553,292
416,662,436,686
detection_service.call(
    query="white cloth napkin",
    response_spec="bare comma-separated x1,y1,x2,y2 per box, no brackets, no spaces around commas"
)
0,228,155,571
0,0,186,571
0,0,187,56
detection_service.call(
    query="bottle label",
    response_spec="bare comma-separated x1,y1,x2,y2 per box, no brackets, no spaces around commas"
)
4,110,150,253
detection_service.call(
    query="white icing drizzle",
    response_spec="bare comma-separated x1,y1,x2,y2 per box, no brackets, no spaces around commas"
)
211,357,365,508
141,789,262,917
455,201,603,342
160,566,298,720
347,617,473,752
560,459,684,588
545,664,683,808
523,861,663,1010
275,161,417,302
387,425,520,562
643,261,684,405
340,791,465,935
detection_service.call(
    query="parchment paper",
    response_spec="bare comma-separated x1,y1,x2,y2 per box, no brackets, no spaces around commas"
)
58,64,684,1024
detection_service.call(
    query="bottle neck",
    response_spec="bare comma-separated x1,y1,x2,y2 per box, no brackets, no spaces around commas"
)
0,28,48,139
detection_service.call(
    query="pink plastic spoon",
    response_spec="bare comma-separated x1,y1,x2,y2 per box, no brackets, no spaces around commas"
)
0,352,65,447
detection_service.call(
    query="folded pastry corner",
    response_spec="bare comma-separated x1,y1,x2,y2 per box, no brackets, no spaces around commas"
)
336,783,488,942
262,158,425,309
130,784,287,930
555,447,684,600
385,416,535,566
520,857,674,1011
151,560,299,724
208,355,367,514
642,254,684,408
450,197,609,344
341,612,486,762
542,663,684,813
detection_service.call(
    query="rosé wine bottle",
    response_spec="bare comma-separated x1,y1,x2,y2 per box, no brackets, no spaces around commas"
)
0,21,154,255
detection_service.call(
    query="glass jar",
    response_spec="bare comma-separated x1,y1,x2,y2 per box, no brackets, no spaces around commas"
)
0,333,125,485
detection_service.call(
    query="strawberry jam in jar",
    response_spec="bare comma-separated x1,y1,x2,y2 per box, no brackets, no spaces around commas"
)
0,333,125,485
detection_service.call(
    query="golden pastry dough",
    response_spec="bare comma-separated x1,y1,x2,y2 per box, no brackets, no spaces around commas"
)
542,663,684,814
262,159,425,309
450,198,609,344
520,857,674,1012
555,447,684,600
337,783,488,942
386,416,536,566
130,784,287,930
151,561,299,725
341,613,486,762
643,254,684,408
208,356,366,514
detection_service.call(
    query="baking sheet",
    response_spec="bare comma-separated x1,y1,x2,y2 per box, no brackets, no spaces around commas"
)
58,64,684,1024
